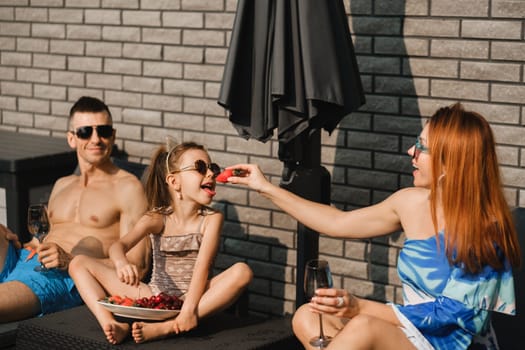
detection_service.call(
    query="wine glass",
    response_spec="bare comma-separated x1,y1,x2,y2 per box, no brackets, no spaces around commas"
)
304,259,333,348
27,204,50,272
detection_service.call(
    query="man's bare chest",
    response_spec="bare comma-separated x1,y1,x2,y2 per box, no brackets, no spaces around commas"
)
49,183,121,228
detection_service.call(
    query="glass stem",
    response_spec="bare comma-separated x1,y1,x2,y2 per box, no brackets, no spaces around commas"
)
318,313,325,339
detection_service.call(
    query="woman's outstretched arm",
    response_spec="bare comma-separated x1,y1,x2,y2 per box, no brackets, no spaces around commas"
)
228,164,402,239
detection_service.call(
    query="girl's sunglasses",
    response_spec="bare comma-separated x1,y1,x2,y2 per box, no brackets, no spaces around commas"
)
174,159,221,178
70,125,114,140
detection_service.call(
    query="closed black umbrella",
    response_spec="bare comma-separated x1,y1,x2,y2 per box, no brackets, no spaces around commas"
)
218,0,365,307
219,0,364,145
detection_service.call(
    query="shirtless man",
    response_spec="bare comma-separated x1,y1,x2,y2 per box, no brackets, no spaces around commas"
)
0,96,149,322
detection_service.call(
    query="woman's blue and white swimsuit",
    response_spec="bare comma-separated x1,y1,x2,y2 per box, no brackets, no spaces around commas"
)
390,231,515,350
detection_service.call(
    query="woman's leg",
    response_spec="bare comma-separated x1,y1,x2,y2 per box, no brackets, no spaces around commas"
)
69,255,152,344
292,303,346,350
132,262,253,343
293,302,417,350
326,314,417,350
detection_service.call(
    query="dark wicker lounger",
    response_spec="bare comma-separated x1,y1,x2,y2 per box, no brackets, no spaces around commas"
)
14,305,300,350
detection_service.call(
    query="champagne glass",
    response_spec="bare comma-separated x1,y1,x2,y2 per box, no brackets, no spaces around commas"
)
27,204,50,272
304,259,333,348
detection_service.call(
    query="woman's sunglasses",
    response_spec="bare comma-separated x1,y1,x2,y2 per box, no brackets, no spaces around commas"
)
413,136,429,160
70,125,114,140
173,159,221,178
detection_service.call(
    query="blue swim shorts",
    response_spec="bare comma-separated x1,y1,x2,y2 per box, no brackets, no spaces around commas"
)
1,242,83,316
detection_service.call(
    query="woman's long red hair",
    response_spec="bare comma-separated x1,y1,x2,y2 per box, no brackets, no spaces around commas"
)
428,103,521,273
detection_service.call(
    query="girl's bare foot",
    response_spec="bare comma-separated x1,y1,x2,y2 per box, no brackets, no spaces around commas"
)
132,320,173,343
103,321,130,344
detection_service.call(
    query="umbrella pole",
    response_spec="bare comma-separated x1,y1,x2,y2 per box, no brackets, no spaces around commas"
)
279,130,331,308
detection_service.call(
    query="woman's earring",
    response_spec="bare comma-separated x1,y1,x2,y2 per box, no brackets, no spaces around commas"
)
177,191,182,200
438,173,445,183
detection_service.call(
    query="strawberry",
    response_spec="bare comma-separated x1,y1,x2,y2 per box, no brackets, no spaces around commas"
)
216,168,244,183
120,297,134,307
108,295,123,304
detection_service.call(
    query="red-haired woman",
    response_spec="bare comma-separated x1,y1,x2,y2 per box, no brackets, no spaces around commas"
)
227,103,521,349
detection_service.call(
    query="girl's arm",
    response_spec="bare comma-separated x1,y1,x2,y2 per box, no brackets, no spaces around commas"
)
115,174,150,279
108,213,162,285
174,210,224,333
229,164,403,238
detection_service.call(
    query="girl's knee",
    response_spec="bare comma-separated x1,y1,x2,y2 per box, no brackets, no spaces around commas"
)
68,255,88,275
231,262,253,286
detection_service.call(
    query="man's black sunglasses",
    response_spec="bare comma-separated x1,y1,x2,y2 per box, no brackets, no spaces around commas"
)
70,125,114,140
173,159,221,178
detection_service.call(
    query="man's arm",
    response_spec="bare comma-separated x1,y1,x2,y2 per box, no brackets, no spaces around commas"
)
116,174,150,279
33,175,74,270
1,223,21,249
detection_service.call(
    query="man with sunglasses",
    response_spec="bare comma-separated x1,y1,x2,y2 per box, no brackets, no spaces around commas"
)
0,96,149,322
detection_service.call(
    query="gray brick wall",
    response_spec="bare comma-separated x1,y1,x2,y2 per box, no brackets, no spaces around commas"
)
0,0,524,318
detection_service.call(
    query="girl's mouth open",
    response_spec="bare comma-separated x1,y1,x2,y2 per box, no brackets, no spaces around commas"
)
201,183,216,197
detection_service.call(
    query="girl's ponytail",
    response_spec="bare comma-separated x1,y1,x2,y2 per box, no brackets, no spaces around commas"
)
143,145,172,211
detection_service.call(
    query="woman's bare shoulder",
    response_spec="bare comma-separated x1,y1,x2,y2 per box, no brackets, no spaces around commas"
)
389,187,430,209
392,187,429,199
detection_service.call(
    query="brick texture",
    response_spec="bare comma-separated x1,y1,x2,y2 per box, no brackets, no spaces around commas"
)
0,0,524,319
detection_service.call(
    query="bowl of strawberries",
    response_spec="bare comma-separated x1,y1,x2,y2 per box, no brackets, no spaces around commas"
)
98,292,183,320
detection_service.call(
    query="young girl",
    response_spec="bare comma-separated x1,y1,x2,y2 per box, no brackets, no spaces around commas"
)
69,142,253,345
